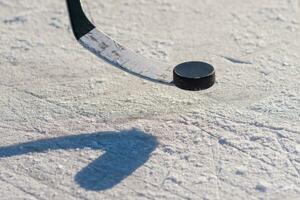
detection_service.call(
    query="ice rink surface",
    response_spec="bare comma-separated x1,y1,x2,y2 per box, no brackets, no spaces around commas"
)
0,0,299,199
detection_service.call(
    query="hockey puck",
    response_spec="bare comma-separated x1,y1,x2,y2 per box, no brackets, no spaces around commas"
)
173,61,215,91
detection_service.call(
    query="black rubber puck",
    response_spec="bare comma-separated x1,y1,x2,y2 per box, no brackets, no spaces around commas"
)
173,61,215,91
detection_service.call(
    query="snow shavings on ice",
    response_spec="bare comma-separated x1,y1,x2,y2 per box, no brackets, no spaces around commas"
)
0,0,299,199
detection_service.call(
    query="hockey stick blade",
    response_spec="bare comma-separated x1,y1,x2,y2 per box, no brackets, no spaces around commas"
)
66,0,174,85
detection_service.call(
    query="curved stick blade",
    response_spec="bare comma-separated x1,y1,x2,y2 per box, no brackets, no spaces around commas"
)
66,0,173,84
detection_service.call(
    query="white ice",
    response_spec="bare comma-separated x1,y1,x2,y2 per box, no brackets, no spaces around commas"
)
0,0,299,199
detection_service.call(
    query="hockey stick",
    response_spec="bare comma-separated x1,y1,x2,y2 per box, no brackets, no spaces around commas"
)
66,0,215,90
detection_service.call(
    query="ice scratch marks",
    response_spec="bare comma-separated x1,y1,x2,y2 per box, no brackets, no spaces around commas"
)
221,56,252,65
255,180,269,193
0,167,85,200
49,17,63,29
208,110,300,137
11,39,33,52
3,16,27,25
0,175,39,200
209,136,221,200
0,53,18,66
187,115,299,182
274,134,300,177
21,89,92,119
